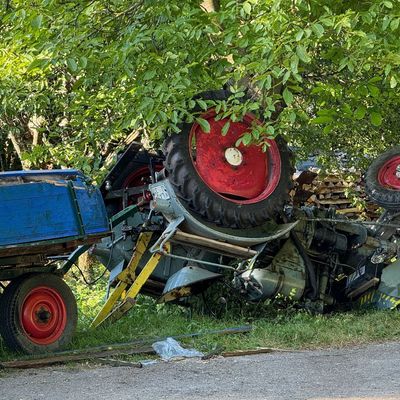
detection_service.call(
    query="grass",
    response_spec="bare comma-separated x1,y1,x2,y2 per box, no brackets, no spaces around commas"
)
1,272,400,362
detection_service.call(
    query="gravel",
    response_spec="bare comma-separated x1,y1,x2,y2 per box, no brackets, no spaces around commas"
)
1,341,400,400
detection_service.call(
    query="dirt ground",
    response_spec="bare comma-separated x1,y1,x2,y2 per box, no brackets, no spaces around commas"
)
1,341,400,400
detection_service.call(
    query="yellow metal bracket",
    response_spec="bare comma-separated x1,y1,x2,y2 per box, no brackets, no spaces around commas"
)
91,232,164,328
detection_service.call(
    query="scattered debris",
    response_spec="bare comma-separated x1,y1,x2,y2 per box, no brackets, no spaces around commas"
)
97,358,143,368
0,346,154,369
220,347,296,358
152,337,203,361
0,325,252,370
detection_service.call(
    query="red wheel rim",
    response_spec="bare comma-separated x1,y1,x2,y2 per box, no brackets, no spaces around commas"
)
189,110,281,204
122,165,163,206
377,155,400,190
122,166,156,189
20,287,67,345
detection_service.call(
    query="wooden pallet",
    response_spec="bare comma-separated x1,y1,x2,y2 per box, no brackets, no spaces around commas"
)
292,171,380,220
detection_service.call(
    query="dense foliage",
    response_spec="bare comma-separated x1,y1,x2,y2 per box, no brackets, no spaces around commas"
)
1,0,399,177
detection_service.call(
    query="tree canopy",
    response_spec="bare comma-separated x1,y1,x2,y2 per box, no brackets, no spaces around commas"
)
1,0,399,177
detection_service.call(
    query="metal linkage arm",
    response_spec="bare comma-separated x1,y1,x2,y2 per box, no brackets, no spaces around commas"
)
91,232,156,328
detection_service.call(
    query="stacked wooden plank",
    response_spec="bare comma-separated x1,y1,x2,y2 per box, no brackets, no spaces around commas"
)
291,170,380,220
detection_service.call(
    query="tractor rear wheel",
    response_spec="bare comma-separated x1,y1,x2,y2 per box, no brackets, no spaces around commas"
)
365,147,400,211
163,90,293,229
0,273,77,354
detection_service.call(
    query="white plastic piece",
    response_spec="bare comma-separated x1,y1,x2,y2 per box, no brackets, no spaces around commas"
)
152,337,203,361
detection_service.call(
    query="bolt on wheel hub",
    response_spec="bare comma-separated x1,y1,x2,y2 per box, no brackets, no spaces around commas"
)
224,147,243,166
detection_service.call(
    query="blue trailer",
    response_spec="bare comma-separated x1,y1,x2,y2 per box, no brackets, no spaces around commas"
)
0,170,110,354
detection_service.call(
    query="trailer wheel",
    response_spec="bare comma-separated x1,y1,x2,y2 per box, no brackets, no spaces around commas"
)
0,273,77,354
163,90,293,228
365,147,400,211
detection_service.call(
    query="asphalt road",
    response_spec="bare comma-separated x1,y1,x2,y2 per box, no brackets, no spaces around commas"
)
1,341,400,400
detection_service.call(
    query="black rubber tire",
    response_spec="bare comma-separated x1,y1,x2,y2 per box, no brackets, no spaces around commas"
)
365,146,400,211
0,273,77,354
163,90,294,229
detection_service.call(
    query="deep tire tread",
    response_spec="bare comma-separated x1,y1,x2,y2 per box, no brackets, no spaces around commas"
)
163,90,294,229
365,146,400,211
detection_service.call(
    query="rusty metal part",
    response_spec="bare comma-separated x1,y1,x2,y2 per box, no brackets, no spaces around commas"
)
0,346,153,369
0,325,252,370
172,230,258,259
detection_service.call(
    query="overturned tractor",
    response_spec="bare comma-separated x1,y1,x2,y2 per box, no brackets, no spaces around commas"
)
1,91,400,354
91,94,400,326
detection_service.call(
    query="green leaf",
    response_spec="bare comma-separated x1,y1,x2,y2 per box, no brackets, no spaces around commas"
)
282,70,291,84
383,1,393,8
196,117,210,133
67,58,78,72
197,99,208,110
264,75,272,89
143,70,156,80
370,112,382,127
141,97,154,111
385,64,392,76
243,2,251,15
282,88,294,105
390,76,397,88
295,30,304,41
31,15,43,29
390,18,400,31
368,85,380,97
221,121,230,136
290,55,299,73
312,23,324,38
296,45,311,63
266,125,275,136
310,116,333,124
382,16,391,31
354,106,366,120
79,56,88,68
242,133,252,145
27,58,49,72
252,128,260,140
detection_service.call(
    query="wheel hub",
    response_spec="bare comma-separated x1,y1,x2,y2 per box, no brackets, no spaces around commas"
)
224,147,243,166
20,287,67,345
36,307,52,324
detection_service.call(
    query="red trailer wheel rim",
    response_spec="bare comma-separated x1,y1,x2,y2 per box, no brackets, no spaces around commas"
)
20,287,67,345
377,155,400,190
189,110,281,204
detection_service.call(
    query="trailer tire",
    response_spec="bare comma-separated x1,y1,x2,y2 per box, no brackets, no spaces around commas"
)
163,90,293,228
365,147,400,211
0,273,77,354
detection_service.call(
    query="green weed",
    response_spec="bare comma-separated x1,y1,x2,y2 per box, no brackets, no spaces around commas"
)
1,273,400,362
